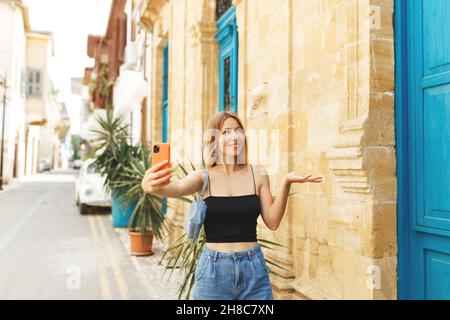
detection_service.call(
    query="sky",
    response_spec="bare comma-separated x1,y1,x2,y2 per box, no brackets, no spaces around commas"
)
23,0,113,134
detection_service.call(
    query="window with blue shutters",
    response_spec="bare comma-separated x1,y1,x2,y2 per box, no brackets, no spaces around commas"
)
162,43,169,215
215,4,238,113
162,44,169,143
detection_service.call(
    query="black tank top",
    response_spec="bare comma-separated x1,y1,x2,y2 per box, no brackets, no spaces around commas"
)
203,164,261,243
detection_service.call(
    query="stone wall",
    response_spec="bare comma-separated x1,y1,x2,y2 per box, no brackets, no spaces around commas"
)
143,0,396,299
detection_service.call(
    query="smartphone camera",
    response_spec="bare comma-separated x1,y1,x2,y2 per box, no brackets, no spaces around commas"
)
153,144,160,153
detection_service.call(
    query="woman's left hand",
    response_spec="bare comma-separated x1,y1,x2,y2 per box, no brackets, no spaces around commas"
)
284,172,323,185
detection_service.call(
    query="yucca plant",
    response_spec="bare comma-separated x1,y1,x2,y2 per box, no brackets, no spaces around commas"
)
158,158,292,300
88,110,128,154
87,110,131,193
86,110,143,228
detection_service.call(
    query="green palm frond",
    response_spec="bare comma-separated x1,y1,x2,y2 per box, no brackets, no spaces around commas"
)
88,110,132,194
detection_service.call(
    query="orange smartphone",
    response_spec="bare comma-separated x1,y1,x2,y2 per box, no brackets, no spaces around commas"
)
151,143,171,185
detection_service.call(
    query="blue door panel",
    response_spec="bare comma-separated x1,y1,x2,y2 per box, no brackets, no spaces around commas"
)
162,44,169,214
216,7,238,113
162,44,169,143
397,0,450,299
422,87,450,231
425,249,450,299
422,0,450,77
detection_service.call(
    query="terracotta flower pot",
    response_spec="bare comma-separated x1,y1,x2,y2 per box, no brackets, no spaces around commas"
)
129,229,154,256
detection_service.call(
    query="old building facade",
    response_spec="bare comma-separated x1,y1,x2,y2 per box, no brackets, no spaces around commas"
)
139,0,450,300
0,0,63,181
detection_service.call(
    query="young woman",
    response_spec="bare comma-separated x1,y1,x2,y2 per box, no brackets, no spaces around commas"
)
141,111,323,300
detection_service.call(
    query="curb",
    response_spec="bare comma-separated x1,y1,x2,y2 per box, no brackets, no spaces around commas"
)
0,179,22,195
112,224,181,300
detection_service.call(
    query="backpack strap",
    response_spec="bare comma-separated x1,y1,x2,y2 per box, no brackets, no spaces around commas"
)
199,169,209,200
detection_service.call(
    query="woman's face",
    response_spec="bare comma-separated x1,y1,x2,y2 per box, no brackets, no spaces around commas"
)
217,117,246,163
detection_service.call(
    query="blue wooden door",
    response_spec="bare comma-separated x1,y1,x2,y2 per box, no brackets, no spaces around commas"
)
215,7,238,112
162,43,169,215
396,0,450,299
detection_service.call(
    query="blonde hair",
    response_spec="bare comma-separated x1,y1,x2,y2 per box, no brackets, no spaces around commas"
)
204,111,249,169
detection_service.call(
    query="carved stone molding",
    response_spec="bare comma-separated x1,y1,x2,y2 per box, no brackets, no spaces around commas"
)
326,0,372,195
246,82,268,117
232,0,243,7
327,117,370,194
189,21,217,48
264,246,296,299
139,0,168,32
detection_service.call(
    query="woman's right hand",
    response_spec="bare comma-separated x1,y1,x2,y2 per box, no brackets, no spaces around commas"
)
141,160,176,194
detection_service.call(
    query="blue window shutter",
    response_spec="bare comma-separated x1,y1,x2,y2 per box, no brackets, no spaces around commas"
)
216,6,238,113
162,43,169,215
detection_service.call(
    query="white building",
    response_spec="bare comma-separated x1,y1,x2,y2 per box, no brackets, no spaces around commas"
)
112,0,151,145
0,0,63,184
0,0,29,183
25,31,61,175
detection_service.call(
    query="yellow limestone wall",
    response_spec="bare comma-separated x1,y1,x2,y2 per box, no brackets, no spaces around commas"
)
142,0,396,299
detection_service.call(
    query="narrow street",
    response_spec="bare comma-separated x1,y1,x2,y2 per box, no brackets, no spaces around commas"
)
0,170,153,300
2,0,446,301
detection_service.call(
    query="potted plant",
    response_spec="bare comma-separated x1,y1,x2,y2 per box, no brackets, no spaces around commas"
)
109,141,141,227
88,64,114,109
158,159,290,300
115,143,170,256
88,110,138,227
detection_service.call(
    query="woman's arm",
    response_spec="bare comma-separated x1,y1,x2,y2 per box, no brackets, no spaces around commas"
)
141,160,205,198
258,166,286,231
258,165,323,231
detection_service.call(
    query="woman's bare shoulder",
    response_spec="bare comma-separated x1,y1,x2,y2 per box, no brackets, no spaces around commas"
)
251,164,270,194
189,168,207,181
189,168,208,194
252,164,268,177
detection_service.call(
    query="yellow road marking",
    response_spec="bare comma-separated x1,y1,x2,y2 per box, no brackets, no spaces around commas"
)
95,215,130,300
88,215,112,300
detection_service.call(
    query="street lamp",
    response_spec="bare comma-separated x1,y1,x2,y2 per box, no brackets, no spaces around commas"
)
0,71,7,191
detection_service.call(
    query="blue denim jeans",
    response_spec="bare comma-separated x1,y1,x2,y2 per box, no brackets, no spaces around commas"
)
192,243,274,300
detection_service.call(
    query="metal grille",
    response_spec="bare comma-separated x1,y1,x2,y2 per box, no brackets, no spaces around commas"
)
216,0,233,21
224,56,231,111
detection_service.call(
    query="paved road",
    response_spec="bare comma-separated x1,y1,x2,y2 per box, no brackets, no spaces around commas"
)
0,170,152,299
